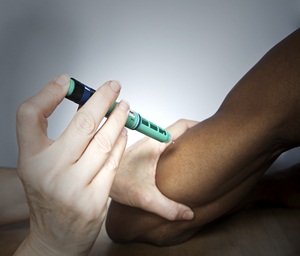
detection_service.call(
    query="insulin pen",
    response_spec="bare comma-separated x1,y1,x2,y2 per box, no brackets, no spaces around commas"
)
65,78,171,143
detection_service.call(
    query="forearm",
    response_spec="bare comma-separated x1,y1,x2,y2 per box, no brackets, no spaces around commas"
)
0,167,29,226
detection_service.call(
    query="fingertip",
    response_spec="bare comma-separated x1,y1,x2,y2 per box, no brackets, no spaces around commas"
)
55,74,70,87
109,80,122,93
121,127,128,137
182,210,194,220
118,100,130,112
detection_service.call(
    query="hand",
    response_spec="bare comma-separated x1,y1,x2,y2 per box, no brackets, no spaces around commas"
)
15,75,129,255
110,119,198,221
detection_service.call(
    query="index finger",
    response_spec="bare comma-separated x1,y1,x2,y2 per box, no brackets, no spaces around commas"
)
56,80,122,164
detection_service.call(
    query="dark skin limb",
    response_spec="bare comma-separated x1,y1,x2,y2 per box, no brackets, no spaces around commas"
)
106,28,300,246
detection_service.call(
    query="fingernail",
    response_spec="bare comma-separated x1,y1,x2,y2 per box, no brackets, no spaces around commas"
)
118,99,130,111
183,210,194,220
109,80,121,93
121,127,128,136
56,74,70,86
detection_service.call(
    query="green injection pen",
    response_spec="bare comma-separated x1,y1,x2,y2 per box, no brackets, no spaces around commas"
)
65,78,171,143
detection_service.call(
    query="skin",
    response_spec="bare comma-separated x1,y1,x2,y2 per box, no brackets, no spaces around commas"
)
0,75,193,255
110,119,197,221
1,27,299,253
0,167,29,226
14,75,130,255
0,80,195,255
105,28,300,246
0,121,194,228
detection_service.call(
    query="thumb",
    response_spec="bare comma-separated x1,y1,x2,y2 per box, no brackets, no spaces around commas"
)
167,119,198,141
143,189,194,221
16,74,70,156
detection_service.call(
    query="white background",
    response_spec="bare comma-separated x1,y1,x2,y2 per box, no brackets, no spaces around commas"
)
0,0,299,169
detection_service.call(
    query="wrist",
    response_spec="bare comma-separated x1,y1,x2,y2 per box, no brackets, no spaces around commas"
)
15,232,91,256
14,236,56,256
110,175,127,204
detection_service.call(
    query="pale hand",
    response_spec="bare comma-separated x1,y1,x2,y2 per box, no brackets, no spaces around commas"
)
110,119,198,221
15,75,129,256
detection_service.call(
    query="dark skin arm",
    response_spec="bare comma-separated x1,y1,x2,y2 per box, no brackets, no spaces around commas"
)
106,28,300,246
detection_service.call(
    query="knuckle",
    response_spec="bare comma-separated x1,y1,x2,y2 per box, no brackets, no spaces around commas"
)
16,101,38,123
166,207,178,221
74,111,97,136
105,155,119,171
94,133,113,154
43,86,61,108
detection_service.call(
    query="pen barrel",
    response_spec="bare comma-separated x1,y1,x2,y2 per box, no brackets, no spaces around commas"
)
67,78,171,143
125,110,141,130
107,105,171,142
136,116,171,143
107,105,141,130
66,78,95,105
